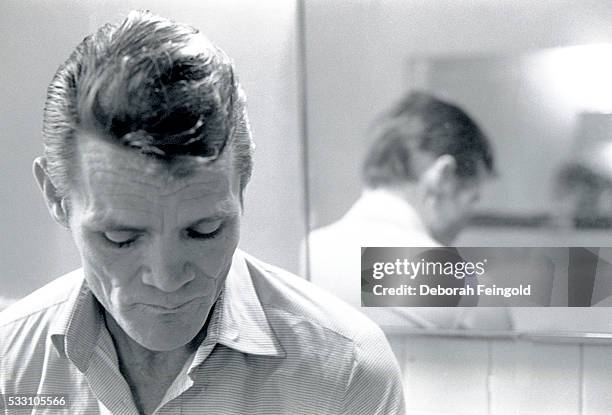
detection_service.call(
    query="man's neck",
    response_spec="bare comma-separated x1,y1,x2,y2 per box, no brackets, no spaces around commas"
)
104,310,206,414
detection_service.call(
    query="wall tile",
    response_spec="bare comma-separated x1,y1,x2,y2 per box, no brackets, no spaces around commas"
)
491,340,580,415
583,344,612,415
394,335,489,415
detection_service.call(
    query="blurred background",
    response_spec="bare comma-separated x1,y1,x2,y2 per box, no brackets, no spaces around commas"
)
301,2,612,413
3,1,612,413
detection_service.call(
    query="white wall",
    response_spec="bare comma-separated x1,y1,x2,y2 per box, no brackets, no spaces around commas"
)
0,0,304,298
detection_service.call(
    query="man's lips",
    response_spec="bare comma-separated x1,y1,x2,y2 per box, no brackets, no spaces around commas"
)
138,296,203,312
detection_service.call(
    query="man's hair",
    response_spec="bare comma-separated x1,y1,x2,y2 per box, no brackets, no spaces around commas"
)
362,91,494,189
42,10,254,198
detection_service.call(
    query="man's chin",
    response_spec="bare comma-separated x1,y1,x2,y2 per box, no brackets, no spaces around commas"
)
125,324,204,352
433,226,462,246
105,304,211,352
112,310,208,352
133,337,192,352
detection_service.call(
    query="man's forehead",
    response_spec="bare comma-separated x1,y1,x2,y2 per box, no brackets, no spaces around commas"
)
73,130,235,189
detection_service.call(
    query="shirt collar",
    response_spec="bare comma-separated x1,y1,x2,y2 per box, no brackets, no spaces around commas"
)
50,250,284,372
195,250,284,360
49,274,103,373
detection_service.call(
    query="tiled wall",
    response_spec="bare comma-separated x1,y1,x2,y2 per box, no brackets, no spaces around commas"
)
386,333,612,415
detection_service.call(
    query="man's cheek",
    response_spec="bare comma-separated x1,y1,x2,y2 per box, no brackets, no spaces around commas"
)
194,247,232,278
81,245,139,289
79,231,136,267
83,258,138,314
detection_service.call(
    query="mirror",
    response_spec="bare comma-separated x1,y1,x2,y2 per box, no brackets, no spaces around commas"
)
303,1,612,336
411,47,612,238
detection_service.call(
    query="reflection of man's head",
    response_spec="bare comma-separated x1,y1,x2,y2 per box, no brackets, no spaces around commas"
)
34,11,254,352
554,162,612,227
362,91,495,244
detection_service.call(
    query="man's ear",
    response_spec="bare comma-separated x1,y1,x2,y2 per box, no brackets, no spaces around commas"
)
33,157,69,227
421,154,458,198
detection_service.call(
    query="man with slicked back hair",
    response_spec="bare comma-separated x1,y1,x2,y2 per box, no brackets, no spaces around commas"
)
307,92,511,329
0,11,405,415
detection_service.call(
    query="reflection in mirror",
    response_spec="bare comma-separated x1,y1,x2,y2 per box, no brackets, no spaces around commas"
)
407,45,612,237
306,43,612,335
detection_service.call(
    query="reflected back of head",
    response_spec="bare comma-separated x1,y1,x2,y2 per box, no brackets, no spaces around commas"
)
362,91,494,189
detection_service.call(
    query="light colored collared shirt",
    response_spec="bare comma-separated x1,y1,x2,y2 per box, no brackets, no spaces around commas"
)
0,250,405,414
307,189,504,329
308,189,439,309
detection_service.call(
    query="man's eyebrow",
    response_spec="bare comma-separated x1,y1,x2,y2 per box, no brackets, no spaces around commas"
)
190,209,240,226
85,217,148,232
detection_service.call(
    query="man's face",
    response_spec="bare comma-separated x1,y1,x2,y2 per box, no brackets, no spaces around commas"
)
422,163,485,245
434,176,482,244
66,131,241,351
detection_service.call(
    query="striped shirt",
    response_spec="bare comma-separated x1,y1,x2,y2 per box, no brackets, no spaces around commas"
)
0,250,405,414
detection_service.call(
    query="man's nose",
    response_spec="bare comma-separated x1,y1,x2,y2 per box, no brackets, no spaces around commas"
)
141,249,196,292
